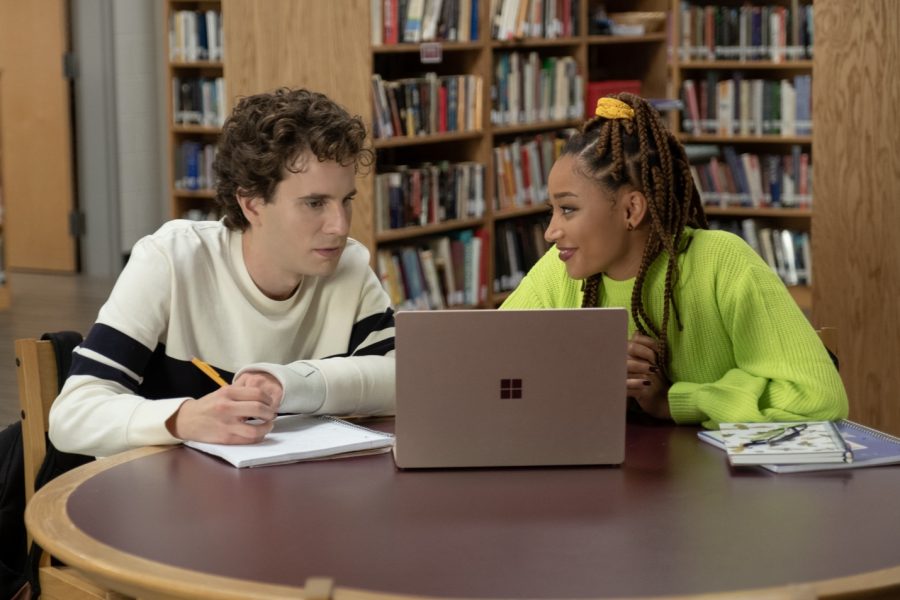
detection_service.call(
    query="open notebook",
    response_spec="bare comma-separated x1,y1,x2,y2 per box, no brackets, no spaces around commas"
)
185,415,394,468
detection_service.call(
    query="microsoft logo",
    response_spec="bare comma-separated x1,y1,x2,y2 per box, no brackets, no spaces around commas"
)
500,378,522,399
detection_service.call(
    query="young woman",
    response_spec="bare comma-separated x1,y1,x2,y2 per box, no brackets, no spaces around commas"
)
502,93,847,427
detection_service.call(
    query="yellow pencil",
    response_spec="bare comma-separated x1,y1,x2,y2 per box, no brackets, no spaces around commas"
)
191,357,229,388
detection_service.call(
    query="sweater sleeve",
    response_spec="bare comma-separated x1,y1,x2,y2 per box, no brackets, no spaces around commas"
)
49,236,184,457
668,261,849,427
299,265,396,416
240,263,396,417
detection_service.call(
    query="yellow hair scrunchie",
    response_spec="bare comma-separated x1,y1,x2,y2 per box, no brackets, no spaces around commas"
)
595,97,635,120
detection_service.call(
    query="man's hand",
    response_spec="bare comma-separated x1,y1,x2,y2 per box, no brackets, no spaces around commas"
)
233,370,284,411
166,385,277,444
627,332,672,421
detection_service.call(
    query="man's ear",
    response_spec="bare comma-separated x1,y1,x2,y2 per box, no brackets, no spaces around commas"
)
236,191,263,226
622,189,649,230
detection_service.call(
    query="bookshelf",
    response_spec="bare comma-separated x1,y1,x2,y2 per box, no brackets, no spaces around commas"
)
165,0,225,220
670,0,815,311
217,0,668,308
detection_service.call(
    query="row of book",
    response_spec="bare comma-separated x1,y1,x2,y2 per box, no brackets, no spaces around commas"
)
377,229,489,309
374,161,486,231
172,76,226,127
494,218,549,293
492,53,583,126
681,75,812,137
371,73,482,139
677,2,813,62
373,0,480,44
494,130,572,210
690,145,811,209
490,0,580,40
169,9,224,62
174,141,217,192
710,219,811,287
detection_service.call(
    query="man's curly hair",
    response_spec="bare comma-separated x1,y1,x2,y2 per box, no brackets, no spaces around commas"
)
213,88,374,230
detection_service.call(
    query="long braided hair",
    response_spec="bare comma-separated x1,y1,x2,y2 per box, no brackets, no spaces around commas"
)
571,93,707,373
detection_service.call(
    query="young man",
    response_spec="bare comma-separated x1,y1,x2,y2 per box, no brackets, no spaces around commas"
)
50,88,395,457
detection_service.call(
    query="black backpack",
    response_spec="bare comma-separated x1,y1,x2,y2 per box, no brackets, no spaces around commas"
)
0,331,93,599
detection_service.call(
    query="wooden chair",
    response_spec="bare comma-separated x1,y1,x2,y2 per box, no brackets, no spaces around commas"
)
816,327,839,369
14,337,121,600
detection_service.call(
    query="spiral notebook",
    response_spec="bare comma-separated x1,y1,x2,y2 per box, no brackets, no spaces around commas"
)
393,308,628,468
699,420,900,473
185,415,395,468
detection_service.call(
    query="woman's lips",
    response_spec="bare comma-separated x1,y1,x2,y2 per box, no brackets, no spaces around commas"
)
558,248,575,261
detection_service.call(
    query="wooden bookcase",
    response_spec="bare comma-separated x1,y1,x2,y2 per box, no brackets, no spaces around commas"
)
165,0,225,220
669,0,815,312
217,0,668,309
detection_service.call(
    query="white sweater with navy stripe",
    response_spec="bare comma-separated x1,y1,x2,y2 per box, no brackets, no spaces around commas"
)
49,220,395,457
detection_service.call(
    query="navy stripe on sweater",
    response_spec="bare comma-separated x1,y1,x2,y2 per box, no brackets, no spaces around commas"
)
347,308,395,355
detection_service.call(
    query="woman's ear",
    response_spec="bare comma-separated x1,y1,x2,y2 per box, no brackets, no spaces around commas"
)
237,191,263,227
622,189,649,231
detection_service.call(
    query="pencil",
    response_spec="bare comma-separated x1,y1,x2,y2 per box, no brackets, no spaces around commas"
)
191,356,229,388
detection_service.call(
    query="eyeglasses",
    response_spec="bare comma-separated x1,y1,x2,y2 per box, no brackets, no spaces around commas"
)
742,423,809,448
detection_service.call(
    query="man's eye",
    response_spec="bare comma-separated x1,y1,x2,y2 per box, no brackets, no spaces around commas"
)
343,196,355,206
306,199,325,209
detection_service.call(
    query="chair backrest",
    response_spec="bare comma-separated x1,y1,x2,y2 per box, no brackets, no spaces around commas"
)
14,339,59,506
816,326,839,369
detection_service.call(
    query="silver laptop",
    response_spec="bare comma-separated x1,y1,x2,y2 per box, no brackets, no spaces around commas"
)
393,308,627,468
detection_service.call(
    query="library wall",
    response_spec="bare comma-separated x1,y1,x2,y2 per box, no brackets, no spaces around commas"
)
813,0,900,434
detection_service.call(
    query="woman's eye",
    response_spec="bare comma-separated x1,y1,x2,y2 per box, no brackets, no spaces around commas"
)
560,206,575,215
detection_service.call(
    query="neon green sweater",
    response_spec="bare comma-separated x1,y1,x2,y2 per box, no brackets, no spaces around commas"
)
501,228,849,428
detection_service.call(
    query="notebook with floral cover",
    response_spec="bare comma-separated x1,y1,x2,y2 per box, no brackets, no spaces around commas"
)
714,421,852,466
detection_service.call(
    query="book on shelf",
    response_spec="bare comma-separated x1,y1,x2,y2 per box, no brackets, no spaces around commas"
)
706,421,853,467
185,415,395,468
374,0,479,43
377,229,487,309
699,420,900,474
681,77,810,137
169,8,223,62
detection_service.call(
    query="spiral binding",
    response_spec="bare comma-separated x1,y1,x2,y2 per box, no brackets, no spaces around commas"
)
323,415,395,439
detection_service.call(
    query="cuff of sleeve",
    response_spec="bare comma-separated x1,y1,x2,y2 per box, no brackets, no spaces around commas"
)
125,397,187,447
667,381,707,424
237,362,326,414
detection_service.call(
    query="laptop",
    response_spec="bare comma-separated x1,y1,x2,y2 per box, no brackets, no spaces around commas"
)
393,308,627,468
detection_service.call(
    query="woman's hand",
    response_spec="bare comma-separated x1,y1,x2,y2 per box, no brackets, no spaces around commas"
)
627,332,672,421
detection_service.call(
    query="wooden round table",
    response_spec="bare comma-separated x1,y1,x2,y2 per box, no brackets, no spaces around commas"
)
26,423,900,599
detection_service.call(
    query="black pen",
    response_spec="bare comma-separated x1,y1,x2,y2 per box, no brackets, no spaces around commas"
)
742,423,808,448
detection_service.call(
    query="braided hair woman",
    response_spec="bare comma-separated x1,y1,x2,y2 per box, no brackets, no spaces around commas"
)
502,93,847,426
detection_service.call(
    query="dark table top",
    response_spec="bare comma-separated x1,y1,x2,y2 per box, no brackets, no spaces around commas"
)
56,422,900,599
